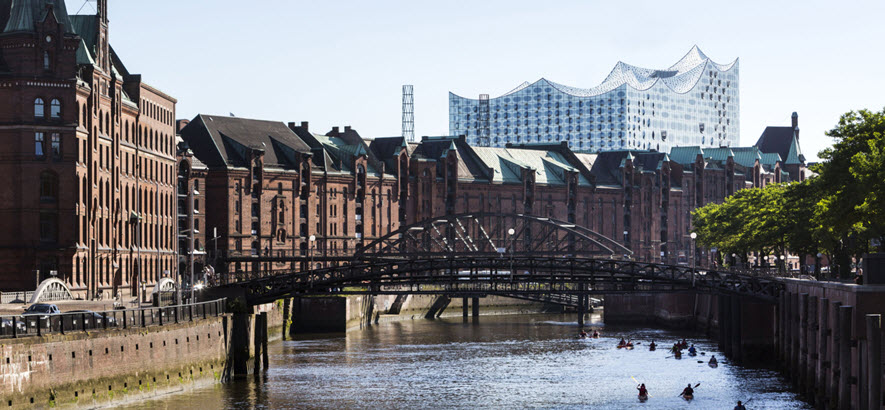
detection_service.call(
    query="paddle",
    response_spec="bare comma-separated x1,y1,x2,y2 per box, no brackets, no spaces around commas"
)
631,377,653,398
677,383,701,397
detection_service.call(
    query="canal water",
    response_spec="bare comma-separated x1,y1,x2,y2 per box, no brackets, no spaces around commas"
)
126,313,809,409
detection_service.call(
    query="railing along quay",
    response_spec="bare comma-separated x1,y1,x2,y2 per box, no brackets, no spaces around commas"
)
0,298,226,339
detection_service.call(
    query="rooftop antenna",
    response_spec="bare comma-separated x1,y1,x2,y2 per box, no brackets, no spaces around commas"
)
478,94,490,147
402,85,414,141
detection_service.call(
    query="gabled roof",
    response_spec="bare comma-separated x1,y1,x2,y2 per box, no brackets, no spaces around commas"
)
730,147,762,168
754,126,802,165
180,115,311,170
1,0,73,34
668,146,704,165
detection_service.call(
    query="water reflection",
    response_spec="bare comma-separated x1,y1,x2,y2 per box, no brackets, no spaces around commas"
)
124,313,809,409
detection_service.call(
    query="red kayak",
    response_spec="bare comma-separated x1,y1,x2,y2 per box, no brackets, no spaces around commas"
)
617,343,634,349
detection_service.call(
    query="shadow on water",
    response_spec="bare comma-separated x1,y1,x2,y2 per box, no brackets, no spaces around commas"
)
123,313,810,409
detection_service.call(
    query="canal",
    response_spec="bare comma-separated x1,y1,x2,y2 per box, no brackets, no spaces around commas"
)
125,313,809,409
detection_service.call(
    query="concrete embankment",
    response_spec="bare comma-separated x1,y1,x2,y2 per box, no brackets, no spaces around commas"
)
0,301,285,409
289,295,561,333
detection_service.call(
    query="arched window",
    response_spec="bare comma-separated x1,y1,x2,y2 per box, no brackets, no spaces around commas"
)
34,98,45,118
50,99,61,118
40,172,58,201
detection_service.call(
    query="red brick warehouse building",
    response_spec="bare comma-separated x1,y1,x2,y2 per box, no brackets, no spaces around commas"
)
0,0,176,297
181,112,808,276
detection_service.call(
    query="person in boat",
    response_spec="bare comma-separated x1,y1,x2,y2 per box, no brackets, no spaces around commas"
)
649,340,656,349
680,383,694,398
619,338,627,346
709,355,718,365
688,344,697,355
681,338,688,348
734,400,746,410
674,349,682,358
637,383,648,397
592,329,599,338
671,343,681,353
580,330,587,338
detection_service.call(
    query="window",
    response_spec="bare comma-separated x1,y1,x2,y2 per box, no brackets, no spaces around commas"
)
43,52,51,70
35,133,45,157
34,98,45,118
40,172,58,201
51,133,61,159
39,212,57,242
251,203,258,217
50,99,61,119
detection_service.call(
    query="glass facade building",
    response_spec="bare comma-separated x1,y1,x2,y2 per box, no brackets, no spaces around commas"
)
449,47,739,152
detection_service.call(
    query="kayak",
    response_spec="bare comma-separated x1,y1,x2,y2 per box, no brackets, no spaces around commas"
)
683,394,694,401
649,346,656,351
709,362,718,368
688,351,697,356
617,344,634,349
638,393,648,402
674,353,682,359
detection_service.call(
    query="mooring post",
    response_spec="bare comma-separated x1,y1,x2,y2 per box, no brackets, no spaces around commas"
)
791,292,800,387
253,313,262,373
730,295,742,363
282,298,291,341
866,314,882,410
577,288,586,328
817,297,829,405
806,296,818,402
232,312,251,376
260,311,269,370
830,301,842,408
718,294,726,352
798,293,808,394
778,292,785,363
838,305,853,410
784,292,793,374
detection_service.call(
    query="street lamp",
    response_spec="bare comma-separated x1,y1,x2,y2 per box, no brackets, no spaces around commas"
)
308,235,316,288
690,232,697,285
508,228,515,282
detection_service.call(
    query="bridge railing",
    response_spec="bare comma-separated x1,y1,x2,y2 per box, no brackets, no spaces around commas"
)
0,298,226,339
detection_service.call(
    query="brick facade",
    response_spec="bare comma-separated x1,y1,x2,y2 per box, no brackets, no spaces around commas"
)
0,1,176,296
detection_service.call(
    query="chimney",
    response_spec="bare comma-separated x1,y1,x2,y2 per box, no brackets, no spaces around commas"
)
176,119,190,133
791,112,799,140
331,126,339,135
301,121,308,132
344,126,352,133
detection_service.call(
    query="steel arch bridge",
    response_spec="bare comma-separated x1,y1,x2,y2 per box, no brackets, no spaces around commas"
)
217,213,784,305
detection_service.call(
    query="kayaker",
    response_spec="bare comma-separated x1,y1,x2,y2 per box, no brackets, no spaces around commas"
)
680,383,694,398
592,330,599,338
674,349,682,358
580,330,587,338
637,383,648,397
681,338,688,348
619,338,627,346
709,355,718,365
649,341,656,349
688,345,697,355
734,400,746,410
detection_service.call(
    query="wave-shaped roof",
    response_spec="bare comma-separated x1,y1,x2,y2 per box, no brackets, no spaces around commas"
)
453,46,737,99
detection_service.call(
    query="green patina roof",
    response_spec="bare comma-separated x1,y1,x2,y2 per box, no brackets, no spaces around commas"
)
760,152,781,167
3,0,73,34
668,146,704,165
469,146,592,186
784,135,804,165
703,147,734,162
731,147,762,168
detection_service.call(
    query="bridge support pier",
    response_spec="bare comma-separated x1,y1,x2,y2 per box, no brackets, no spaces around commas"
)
806,295,818,403
577,289,586,328
463,298,469,319
838,305,853,410
791,292,800,388
472,297,480,318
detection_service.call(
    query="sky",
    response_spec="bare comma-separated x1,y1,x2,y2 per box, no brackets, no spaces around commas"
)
65,0,885,161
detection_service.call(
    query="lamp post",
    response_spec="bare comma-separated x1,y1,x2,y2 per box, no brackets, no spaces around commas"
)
508,228,515,283
308,235,316,287
690,232,697,286
816,252,823,278
731,253,737,270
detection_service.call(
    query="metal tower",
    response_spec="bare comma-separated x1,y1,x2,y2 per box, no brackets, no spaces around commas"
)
402,85,414,141
478,94,490,147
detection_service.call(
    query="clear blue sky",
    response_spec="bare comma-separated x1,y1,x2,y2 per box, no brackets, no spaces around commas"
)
67,0,885,161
